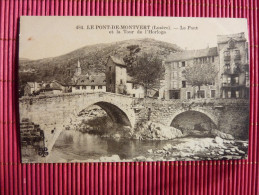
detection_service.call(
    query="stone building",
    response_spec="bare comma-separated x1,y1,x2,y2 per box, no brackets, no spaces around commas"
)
106,56,128,94
165,47,219,100
24,81,66,96
71,59,106,93
24,82,42,96
164,32,249,100
126,75,145,98
71,74,106,93
217,32,249,99
106,56,145,97
39,80,64,95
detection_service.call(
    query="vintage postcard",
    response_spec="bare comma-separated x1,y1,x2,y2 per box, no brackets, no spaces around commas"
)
19,16,249,163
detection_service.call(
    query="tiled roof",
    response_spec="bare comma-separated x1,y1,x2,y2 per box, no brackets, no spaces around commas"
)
165,47,218,62
217,32,246,44
41,81,63,91
109,56,126,66
74,74,106,86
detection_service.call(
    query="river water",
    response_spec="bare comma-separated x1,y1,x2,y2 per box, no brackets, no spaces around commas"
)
48,130,184,162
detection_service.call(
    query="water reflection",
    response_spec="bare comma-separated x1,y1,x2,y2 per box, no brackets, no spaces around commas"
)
49,130,179,162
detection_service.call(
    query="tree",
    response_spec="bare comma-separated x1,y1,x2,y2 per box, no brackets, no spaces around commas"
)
184,62,218,98
123,45,141,75
130,53,163,97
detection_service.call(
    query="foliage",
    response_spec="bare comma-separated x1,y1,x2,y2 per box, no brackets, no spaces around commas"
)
19,39,181,91
184,62,217,98
123,45,141,75
130,53,163,96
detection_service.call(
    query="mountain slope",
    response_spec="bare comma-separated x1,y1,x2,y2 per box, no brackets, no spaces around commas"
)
19,38,182,88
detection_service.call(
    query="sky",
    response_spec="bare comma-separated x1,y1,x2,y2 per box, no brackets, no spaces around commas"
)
19,16,249,60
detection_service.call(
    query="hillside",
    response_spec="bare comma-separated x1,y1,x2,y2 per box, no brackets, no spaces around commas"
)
19,38,182,89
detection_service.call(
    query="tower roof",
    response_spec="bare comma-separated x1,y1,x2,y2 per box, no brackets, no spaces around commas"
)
109,56,126,67
217,32,246,44
77,59,81,68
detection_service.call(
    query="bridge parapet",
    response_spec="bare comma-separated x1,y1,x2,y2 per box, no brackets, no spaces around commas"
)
140,98,249,106
135,97,249,139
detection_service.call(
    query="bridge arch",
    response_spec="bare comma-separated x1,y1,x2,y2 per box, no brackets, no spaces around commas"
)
167,108,218,131
47,96,136,154
85,101,133,127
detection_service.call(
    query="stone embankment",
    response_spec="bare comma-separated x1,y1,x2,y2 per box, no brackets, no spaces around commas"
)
146,137,247,161
20,118,45,148
20,118,45,157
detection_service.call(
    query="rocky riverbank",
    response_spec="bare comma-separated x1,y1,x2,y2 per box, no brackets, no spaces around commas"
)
65,136,248,163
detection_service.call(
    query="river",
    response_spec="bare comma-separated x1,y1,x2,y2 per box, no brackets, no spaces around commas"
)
47,129,247,163
48,130,185,162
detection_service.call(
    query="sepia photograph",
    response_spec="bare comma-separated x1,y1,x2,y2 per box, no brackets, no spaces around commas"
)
19,16,249,163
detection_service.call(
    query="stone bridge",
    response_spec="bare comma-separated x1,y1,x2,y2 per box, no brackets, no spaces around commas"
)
19,92,137,153
19,92,249,156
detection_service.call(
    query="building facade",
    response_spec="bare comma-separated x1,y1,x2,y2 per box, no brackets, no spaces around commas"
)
71,74,106,93
126,75,145,98
217,32,249,99
24,82,42,96
164,32,249,100
106,56,145,97
106,56,128,94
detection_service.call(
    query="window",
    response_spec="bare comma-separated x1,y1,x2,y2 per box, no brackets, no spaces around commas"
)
109,66,111,71
224,51,230,56
212,56,215,62
103,80,106,83
234,50,240,55
120,79,123,84
187,92,191,99
98,86,102,89
91,86,95,89
172,72,177,79
82,86,86,90
91,80,94,83
211,90,216,98
227,91,231,98
197,90,205,98
236,91,240,98
109,79,112,84
234,77,239,84
182,81,186,88
229,39,235,48
133,94,135,97
182,61,185,67
225,64,230,70
227,77,231,84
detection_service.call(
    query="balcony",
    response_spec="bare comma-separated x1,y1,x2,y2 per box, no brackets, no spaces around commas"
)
222,82,245,88
224,56,231,61
233,67,242,74
234,54,241,61
223,69,231,74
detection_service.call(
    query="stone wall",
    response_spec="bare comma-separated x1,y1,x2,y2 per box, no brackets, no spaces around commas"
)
19,92,137,152
20,118,45,151
19,93,249,155
137,98,249,139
